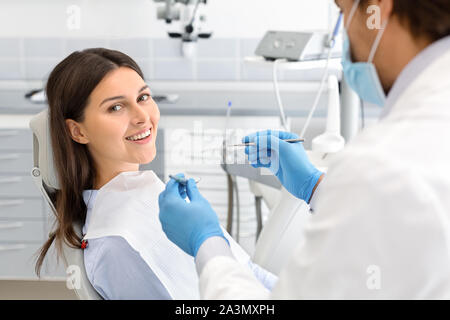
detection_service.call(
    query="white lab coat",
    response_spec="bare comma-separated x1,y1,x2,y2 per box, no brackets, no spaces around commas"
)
198,49,450,299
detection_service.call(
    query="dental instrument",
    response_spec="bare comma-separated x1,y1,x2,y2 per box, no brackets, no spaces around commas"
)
230,138,305,148
168,174,201,185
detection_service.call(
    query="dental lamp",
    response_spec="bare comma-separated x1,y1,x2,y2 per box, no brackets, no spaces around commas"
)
153,0,212,58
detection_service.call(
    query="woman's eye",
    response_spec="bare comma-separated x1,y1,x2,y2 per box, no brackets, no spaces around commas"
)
138,94,150,102
109,104,122,112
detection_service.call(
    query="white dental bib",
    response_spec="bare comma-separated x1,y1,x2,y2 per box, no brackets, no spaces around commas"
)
83,170,249,300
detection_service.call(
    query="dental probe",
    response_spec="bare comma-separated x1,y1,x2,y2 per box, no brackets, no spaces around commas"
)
230,138,305,147
168,175,201,185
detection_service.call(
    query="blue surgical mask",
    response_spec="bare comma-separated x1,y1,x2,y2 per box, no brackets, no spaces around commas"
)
342,1,389,106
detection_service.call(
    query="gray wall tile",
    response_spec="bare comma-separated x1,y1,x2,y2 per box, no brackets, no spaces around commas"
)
197,39,238,59
24,38,64,59
0,59,23,79
64,38,109,55
9,37,279,81
134,59,153,80
240,61,273,81
153,39,183,58
109,38,152,59
24,58,60,80
0,38,21,58
197,60,237,80
239,38,260,58
282,68,340,81
153,59,194,80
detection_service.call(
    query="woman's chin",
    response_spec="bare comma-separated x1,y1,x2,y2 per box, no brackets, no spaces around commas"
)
140,149,157,164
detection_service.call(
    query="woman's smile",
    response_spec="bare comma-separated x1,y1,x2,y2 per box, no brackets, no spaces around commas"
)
125,127,152,140
125,128,153,144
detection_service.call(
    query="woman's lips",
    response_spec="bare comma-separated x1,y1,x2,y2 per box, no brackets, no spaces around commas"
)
126,131,152,144
125,127,152,139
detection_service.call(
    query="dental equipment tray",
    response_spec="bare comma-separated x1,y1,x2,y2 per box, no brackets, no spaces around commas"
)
221,164,281,190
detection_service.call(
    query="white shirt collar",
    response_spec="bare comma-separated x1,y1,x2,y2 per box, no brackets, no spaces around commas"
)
82,189,98,235
380,35,450,119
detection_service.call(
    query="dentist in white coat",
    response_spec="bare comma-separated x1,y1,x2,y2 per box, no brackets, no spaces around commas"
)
159,0,450,299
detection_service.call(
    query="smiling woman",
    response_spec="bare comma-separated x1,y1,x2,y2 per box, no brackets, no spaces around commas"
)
33,48,168,298
64,65,160,190
34,48,276,300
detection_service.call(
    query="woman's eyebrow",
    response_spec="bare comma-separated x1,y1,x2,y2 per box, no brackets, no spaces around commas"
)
99,85,150,107
139,85,149,93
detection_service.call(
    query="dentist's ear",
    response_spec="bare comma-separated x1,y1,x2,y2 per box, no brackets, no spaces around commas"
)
65,119,89,144
362,0,393,23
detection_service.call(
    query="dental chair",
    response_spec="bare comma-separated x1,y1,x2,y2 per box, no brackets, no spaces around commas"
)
224,164,313,276
29,109,102,300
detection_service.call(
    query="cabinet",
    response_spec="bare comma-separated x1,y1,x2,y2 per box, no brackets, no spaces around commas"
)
0,128,66,279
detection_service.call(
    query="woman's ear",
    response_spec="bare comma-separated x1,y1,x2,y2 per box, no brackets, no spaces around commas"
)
65,119,89,144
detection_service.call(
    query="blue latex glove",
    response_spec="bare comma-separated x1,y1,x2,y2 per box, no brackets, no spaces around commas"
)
243,130,323,203
158,173,228,257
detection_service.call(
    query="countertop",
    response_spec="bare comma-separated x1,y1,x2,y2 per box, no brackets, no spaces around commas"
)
0,80,381,123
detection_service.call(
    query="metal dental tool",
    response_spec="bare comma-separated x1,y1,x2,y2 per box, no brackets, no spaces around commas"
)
230,138,305,147
168,174,201,185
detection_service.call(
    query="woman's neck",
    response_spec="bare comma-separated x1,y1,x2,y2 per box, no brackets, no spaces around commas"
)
93,164,139,190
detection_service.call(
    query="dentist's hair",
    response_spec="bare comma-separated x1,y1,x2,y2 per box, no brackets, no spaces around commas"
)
359,0,450,42
35,48,144,277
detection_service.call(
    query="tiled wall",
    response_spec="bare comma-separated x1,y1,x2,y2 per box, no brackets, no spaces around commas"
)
0,37,331,82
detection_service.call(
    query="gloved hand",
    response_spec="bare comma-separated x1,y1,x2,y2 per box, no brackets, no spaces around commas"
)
243,130,323,203
158,173,228,257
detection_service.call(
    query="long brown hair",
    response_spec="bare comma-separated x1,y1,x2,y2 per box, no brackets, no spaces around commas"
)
35,48,144,277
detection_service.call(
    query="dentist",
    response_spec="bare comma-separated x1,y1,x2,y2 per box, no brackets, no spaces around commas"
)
159,0,450,299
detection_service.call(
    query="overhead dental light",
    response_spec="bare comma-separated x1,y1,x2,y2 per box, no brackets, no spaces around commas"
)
153,0,212,58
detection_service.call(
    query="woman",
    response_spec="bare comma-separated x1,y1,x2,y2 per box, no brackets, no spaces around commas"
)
35,48,276,299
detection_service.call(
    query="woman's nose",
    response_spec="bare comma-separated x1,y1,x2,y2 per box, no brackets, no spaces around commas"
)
130,101,150,124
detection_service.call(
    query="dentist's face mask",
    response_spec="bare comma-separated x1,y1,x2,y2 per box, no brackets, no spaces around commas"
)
342,0,389,106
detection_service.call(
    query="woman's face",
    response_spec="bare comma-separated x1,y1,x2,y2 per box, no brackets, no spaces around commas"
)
66,66,160,180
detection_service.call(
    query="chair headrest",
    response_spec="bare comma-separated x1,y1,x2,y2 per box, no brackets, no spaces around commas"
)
29,109,60,190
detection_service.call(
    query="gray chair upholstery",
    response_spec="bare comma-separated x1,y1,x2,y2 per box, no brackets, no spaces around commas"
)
29,109,102,300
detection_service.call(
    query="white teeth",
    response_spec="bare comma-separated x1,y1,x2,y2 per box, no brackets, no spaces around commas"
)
126,129,151,141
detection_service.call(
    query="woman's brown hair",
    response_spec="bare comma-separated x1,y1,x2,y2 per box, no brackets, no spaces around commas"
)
360,0,450,42
34,48,144,277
